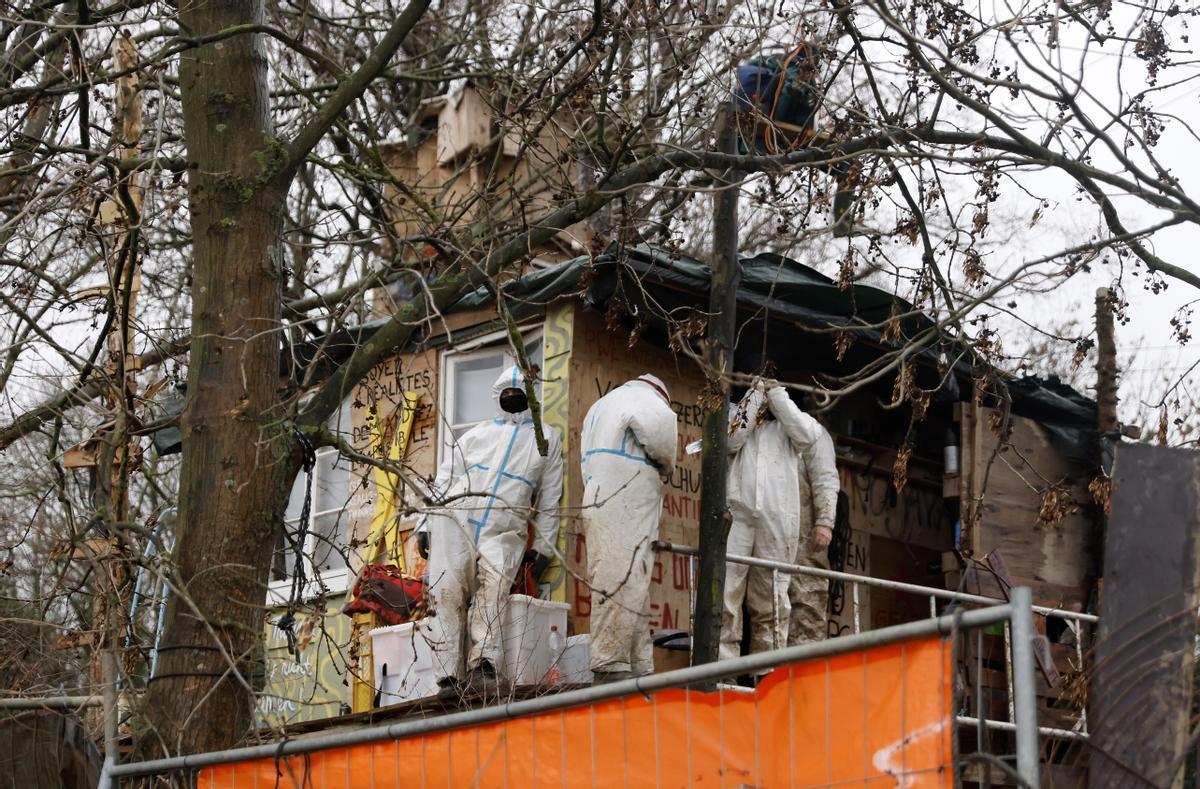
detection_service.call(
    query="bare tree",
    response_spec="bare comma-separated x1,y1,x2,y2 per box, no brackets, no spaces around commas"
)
0,0,1197,758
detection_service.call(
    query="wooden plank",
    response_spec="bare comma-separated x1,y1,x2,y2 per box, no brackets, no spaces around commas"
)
363,391,419,568
863,535,941,631
828,528,871,637
436,87,492,164
440,305,500,335
346,349,439,577
565,308,704,635
959,398,985,552
958,402,1098,611
977,667,1075,700
840,460,953,551
350,613,378,713
73,537,118,560
986,551,1063,688
62,445,98,468
962,760,1020,787
55,630,100,650
956,564,1088,611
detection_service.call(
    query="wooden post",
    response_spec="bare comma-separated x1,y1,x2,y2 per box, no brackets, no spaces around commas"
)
1095,287,1118,435
88,31,144,724
691,105,741,666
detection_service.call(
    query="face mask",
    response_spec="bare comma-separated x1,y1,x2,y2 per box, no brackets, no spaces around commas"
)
499,389,528,414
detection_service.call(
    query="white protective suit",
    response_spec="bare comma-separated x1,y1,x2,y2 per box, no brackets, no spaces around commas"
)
420,366,563,682
719,385,839,663
787,426,839,645
580,375,678,675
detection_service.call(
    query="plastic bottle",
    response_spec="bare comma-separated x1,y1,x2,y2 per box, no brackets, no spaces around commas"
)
545,625,565,685
943,426,960,475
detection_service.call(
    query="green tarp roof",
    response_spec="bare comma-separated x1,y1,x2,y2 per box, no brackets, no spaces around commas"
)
452,244,1098,458
456,244,935,339
303,244,1096,452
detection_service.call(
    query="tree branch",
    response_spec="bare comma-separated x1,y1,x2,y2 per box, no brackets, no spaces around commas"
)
275,0,432,187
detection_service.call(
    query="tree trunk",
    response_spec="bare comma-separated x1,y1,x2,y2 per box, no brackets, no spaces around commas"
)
691,106,740,666
142,0,296,756
1095,287,1118,435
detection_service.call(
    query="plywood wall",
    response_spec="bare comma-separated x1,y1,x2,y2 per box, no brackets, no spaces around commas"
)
829,452,952,637
562,307,956,638
346,347,441,576
259,596,350,725
959,402,1097,609
564,308,705,633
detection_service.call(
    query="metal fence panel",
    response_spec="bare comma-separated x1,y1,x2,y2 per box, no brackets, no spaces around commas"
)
196,635,954,789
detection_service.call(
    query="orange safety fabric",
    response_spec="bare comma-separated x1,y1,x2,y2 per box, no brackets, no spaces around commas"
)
201,635,953,788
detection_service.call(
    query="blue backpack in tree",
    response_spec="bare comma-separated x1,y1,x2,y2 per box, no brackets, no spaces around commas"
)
734,45,819,151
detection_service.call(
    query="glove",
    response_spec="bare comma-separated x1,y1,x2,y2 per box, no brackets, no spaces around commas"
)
809,525,833,552
523,550,551,580
416,531,430,560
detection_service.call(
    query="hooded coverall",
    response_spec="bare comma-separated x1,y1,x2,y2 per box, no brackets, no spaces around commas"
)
787,425,839,646
580,374,677,675
719,385,839,663
419,366,563,682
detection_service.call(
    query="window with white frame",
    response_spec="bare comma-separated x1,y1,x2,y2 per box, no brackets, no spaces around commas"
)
440,331,543,454
271,398,354,596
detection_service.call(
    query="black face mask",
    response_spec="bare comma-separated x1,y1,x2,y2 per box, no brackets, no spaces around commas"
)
499,389,528,414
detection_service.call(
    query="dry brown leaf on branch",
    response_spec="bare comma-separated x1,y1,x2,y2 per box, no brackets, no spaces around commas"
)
893,444,911,493
1089,475,1113,515
834,330,854,362
1038,484,1078,526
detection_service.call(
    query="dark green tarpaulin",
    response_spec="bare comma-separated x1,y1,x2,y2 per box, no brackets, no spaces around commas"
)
451,244,1097,460
455,244,934,340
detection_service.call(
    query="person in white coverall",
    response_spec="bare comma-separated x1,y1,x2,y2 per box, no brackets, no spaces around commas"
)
416,366,563,690
580,374,678,680
720,382,840,664
787,424,839,646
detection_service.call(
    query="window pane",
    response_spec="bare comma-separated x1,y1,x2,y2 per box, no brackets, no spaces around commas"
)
327,398,353,439
274,394,356,586
273,522,302,581
310,512,347,574
313,450,349,515
525,337,543,367
453,352,506,426
283,473,308,522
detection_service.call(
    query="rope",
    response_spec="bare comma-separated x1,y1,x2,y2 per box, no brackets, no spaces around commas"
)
826,490,851,617
276,429,316,658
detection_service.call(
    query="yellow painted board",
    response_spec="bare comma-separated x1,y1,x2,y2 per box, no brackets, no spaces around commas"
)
540,302,574,603
364,391,419,569
350,612,378,713
352,390,417,711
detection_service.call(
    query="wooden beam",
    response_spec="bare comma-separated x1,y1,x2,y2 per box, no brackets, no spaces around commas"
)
692,105,741,667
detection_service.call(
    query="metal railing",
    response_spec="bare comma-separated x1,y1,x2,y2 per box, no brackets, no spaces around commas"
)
98,591,1043,788
657,540,1093,744
0,696,101,710
655,540,1097,625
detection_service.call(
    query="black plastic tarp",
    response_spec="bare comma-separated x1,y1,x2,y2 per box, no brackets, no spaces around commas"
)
271,244,1098,453
456,244,936,342
450,244,1097,444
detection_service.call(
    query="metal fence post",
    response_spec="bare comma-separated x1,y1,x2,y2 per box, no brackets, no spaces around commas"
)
1009,587,1040,787
102,649,119,763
